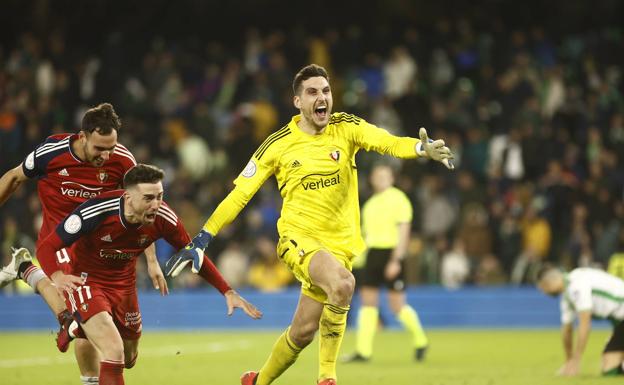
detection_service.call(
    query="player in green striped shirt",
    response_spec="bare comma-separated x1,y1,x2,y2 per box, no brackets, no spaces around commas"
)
538,265,624,376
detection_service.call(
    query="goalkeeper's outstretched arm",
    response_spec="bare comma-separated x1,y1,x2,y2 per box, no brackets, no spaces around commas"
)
165,141,276,276
164,186,252,277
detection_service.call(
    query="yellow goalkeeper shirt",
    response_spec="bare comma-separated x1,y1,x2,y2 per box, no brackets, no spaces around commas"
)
203,112,421,257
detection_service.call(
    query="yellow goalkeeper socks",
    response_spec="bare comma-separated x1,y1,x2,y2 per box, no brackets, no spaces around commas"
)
355,306,378,358
397,305,428,348
256,327,302,385
319,303,349,381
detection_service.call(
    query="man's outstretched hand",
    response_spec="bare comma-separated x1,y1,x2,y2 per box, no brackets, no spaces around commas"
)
418,127,455,170
224,290,263,319
147,260,169,295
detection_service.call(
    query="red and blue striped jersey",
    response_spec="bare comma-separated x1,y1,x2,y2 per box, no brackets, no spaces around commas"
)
21,133,136,246
38,190,188,291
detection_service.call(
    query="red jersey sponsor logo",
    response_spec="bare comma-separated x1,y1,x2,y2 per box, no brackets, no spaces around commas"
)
99,249,134,260
60,181,104,199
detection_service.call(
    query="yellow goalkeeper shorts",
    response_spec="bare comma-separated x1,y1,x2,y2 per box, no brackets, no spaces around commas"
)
277,232,352,303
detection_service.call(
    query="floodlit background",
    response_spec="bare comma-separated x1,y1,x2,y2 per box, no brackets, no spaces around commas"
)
0,0,623,384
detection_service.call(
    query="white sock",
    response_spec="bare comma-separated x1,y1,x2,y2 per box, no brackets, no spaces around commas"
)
23,266,46,293
80,375,98,385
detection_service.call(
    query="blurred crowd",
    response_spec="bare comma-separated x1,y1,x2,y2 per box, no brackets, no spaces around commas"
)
1,3,624,293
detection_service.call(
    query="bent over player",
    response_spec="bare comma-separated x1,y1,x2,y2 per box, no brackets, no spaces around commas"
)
538,265,624,376
0,103,166,385
165,64,453,385
37,164,262,385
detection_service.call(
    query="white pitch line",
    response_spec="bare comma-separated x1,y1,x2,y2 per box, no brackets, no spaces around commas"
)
0,356,74,368
0,340,251,368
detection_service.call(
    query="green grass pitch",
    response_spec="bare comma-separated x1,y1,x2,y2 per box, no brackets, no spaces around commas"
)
0,329,619,384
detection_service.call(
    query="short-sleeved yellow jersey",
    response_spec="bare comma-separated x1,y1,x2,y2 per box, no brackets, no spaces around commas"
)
362,186,413,249
204,112,421,257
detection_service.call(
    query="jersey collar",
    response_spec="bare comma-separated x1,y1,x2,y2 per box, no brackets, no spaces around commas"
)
67,134,85,163
290,114,327,139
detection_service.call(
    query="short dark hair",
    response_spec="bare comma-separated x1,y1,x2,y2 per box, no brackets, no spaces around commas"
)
81,103,121,135
292,64,329,95
124,164,164,188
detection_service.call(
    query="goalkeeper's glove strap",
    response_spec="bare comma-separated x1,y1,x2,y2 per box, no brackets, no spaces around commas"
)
191,230,213,251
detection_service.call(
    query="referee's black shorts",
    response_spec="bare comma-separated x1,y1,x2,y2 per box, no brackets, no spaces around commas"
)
604,320,624,352
358,248,406,291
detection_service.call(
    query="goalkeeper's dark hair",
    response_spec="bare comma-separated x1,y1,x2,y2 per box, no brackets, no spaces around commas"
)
292,64,329,95
81,103,121,135
124,164,165,188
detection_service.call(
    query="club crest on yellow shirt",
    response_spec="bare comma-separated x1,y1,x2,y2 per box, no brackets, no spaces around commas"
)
330,150,340,161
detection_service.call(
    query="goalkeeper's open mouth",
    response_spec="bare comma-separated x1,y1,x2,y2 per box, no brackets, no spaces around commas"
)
145,212,156,222
314,105,328,120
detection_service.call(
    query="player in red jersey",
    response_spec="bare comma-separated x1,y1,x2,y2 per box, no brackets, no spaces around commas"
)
37,164,262,385
0,103,167,385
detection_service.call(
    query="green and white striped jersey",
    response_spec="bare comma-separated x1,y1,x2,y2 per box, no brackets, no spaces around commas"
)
561,268,624,324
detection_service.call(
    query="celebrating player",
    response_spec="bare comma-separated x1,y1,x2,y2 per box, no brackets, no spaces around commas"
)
0,103,167,385
537,265,624,376
343,163,428,363
37,164,262,385
165,64,453,385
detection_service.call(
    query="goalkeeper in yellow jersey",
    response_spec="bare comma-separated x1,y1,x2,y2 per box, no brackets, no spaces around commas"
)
165,64,454,385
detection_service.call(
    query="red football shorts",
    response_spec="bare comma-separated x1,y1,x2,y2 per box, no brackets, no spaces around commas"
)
64,284,142,340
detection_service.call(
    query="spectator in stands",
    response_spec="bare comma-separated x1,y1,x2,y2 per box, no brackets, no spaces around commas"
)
216,241,250,289
440,239,470,289
607,228,624,280
247,235,294,292
511,197,552,284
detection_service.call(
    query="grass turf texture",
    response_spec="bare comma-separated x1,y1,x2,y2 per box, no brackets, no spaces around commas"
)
0,329,619,384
